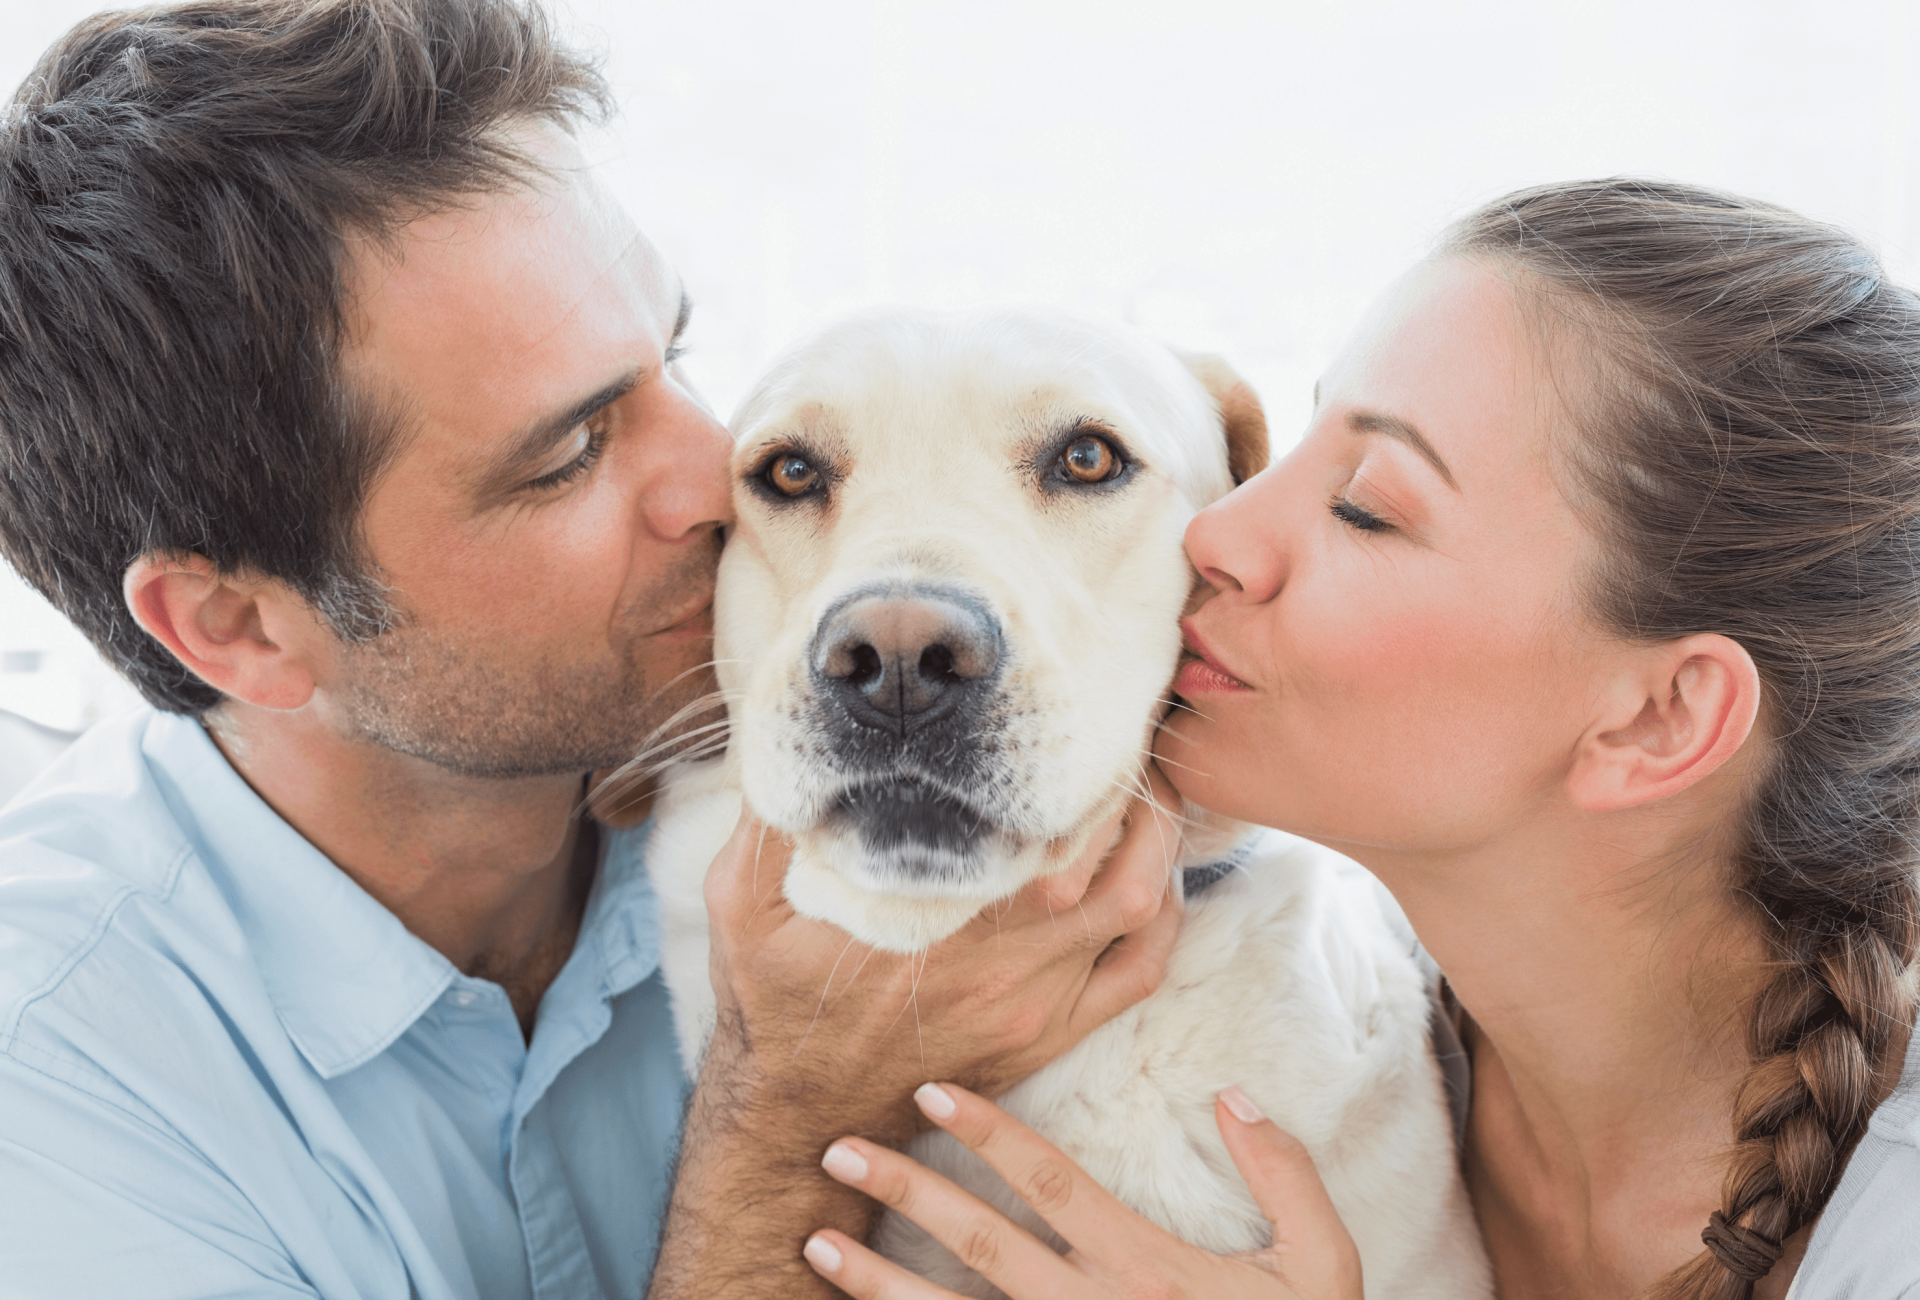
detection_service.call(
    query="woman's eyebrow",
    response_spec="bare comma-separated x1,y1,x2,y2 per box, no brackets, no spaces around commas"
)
1348,410,1458,490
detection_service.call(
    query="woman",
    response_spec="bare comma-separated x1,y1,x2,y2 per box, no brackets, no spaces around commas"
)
794,179,1920,1298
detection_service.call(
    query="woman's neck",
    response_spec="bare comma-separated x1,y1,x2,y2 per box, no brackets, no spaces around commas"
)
1360,808,1774,1296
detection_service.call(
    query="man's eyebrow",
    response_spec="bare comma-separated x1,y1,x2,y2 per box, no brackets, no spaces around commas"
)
1349,410,1458,490
474,290,690,495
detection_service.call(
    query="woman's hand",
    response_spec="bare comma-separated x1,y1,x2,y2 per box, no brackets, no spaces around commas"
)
802,1081,1364,1299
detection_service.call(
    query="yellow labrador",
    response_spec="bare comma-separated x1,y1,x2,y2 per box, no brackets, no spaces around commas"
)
643,305,1491,1298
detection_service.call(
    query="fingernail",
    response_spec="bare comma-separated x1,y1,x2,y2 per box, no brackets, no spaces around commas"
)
915,1082,958,1121
804,1234,843,1273
1220,1085,1265,1124
821,1142,868,1182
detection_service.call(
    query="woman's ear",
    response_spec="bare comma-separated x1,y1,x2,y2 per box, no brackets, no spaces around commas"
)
1172,348,1270,486
123,553,319,711
1566,633,1761,813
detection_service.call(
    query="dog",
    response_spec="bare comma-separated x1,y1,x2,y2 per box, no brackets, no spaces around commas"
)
639,305,1492,1297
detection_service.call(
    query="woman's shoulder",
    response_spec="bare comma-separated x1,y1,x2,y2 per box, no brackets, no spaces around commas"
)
1790,1023,1920,1297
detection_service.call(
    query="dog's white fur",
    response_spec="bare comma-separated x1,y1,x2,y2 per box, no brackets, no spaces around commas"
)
645,305,1491,1297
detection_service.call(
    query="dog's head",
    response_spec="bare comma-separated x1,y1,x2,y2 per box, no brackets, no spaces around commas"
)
715,305,1265,951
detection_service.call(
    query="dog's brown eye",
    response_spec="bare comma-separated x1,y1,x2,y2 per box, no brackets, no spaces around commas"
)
767,453,819,496
1061,435,1118,483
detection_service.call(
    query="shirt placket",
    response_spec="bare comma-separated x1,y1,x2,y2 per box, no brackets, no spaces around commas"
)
505,933,620,1300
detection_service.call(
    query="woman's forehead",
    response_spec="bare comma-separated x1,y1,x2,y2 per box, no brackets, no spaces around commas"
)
1320,256,1567,484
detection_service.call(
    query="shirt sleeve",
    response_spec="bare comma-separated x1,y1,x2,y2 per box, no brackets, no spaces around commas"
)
0,1050,322,1300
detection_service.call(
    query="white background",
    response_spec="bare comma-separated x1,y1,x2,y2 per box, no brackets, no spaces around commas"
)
2,0,1916,731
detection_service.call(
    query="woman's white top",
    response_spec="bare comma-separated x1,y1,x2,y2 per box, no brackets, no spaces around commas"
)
1787,1020,1920,1297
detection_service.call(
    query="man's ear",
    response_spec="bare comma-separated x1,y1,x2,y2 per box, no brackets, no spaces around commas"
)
123,553,319,711
1172,349,1270,486
1566,633,1762,814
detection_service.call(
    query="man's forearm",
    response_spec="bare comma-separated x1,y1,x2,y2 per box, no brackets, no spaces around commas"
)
647,1021,901,1298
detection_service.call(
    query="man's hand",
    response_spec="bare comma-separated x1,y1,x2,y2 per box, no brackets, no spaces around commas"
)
646,767,1185,1298
705,769,1187,1133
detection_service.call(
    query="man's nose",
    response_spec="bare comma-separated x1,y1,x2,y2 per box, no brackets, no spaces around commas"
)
641,385,735,542
810,585,1003,732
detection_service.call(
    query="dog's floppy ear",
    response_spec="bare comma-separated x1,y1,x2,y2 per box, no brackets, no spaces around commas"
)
1172,350,1270,486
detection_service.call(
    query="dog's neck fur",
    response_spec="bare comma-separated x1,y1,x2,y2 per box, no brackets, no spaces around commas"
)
1173,797,1261,901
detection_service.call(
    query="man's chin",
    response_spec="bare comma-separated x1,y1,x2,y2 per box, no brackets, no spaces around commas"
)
335,648,720,784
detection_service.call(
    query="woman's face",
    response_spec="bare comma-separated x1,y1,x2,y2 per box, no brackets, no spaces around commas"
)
1159,255,1611,856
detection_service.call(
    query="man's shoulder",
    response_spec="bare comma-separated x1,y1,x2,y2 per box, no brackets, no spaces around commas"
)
0,710,210,1044
0,709,398,1299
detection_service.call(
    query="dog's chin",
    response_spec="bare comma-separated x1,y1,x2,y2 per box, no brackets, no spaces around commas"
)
779,815,1109,953
782,849,997,953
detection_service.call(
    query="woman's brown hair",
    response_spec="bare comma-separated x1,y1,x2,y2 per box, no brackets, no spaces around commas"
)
1446,180,1920,1298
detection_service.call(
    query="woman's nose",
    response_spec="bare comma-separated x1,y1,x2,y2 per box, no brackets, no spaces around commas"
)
1185,468,1288,605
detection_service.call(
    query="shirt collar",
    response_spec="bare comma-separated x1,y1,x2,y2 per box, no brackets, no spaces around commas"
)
583,820,660,999
143,713,454,1078
142,714,663,1079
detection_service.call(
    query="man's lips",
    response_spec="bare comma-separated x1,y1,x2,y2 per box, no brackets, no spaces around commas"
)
652,595,715,639
1175,619,1252,695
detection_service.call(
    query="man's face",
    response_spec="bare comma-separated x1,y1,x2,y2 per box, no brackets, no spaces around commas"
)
323,128,731,779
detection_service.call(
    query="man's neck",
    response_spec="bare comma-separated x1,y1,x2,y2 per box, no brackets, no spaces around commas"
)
1352,803,1771,1295
205,700,596,1038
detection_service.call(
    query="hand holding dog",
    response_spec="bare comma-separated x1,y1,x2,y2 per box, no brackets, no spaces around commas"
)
701,767,1187,1134
804,1081,1364,1300
645,768,1186,1299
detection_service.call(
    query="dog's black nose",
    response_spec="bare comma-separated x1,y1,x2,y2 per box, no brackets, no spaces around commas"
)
811,586,1002,729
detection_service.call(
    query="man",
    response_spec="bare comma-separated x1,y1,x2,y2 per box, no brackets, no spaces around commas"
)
0,2,1182,1296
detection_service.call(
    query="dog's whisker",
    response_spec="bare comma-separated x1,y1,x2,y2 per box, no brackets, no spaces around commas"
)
627,723,734,760
832,943,882,1004
881,956,921,1040
612,704,732,772
1142,748,1212,778
750,822,772,913
583,734,736,819
792,934,861,1064
641,657,740,705
1145,717,1192,740
588,697,739,816
1104,775,1206,838
609,730,733,780
911,948,928,1074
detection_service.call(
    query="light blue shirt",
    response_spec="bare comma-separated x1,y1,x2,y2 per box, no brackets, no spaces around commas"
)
0,710,688,1299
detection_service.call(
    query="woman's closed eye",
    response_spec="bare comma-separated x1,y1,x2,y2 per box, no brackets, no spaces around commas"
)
1330,496,1392,533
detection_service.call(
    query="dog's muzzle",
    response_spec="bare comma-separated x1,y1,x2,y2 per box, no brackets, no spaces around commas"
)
809,583,1007,877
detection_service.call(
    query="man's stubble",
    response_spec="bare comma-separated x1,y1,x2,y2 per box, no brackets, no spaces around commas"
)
334,536,723,781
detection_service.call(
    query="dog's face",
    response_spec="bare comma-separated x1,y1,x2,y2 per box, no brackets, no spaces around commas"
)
715,306,1262,951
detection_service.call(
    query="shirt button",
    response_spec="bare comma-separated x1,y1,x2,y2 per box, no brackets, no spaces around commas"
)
452,990,478,1007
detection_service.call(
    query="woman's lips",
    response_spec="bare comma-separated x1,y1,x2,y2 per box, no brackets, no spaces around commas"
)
1176,620,1251,694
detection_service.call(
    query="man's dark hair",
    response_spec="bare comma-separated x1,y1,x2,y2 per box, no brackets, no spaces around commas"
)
0,0,610,713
